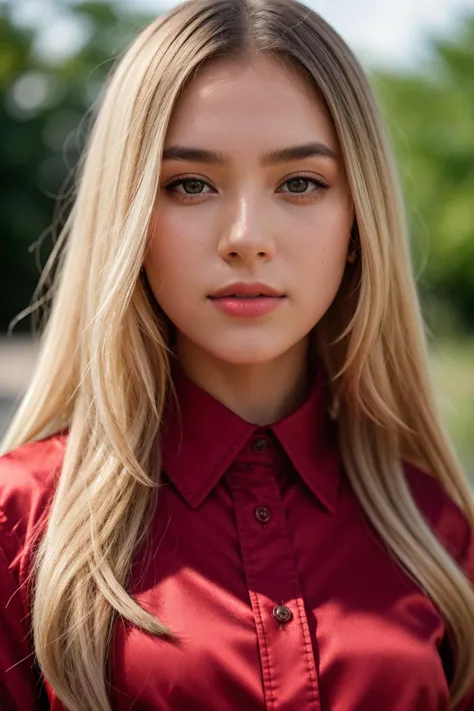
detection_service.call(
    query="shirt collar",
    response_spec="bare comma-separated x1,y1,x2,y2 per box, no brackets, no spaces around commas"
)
160,363,342,513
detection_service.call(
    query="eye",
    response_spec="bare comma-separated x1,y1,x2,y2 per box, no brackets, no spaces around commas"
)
164,176,214,196
277,174,328,199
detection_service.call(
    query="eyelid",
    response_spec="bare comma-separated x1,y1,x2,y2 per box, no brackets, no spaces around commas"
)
163,173,215,190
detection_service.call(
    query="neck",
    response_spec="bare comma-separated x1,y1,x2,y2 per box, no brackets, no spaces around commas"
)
175,336,310,426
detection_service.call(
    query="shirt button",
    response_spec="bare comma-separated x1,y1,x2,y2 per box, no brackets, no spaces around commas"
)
255,506,271,524
252,437,268,453
273,605,293,624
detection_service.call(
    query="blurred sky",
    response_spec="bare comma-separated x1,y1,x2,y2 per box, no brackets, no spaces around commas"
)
6,0,474,70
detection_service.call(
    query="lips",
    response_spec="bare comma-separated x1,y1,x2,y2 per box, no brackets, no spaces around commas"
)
208,292,286,317
209,282,284,299
217,293,272,299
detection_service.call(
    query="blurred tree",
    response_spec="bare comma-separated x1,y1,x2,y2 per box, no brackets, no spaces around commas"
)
0,0,154,333
372,16,474,335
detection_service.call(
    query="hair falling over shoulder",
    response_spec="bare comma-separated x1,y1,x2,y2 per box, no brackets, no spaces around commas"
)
2,1,473,708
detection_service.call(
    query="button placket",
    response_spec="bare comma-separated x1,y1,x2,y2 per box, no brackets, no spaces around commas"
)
228,468,321,708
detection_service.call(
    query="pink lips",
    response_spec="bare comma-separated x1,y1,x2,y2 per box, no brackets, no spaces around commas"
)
208,282,286,318
210,296,285,317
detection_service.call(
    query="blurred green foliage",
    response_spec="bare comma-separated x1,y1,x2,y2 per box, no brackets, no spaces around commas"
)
0,0,152,332
372,18,474,335
429,338,474,478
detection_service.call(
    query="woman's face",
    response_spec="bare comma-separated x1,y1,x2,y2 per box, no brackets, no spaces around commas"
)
145,54,353,366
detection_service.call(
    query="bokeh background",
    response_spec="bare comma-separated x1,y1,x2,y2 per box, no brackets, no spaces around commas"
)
0,0,473,481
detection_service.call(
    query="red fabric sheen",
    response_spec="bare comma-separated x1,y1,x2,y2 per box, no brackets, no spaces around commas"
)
0,366,473,710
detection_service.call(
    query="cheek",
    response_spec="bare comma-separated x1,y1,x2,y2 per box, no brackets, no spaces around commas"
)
145,211,200,296
292,208,352,306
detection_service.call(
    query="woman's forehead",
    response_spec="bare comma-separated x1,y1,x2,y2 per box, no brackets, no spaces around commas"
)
163,55,338,157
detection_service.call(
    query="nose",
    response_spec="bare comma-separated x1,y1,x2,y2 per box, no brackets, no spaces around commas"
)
217,194,276,265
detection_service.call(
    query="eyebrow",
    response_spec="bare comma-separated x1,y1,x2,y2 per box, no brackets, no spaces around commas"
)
161,141,338,166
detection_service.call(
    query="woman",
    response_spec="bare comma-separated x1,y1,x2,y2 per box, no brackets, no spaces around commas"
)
1,0,473,709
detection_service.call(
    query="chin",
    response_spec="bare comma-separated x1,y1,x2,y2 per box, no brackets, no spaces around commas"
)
206,341,290,366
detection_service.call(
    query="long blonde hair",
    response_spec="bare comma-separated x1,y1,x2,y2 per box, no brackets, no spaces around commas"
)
2,1,473,708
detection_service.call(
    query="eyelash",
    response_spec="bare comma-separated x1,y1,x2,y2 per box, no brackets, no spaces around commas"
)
162,173,329,203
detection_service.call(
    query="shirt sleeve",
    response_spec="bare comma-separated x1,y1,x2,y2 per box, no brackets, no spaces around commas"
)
0,436,67,710
0,519,48,710
453,523,474,711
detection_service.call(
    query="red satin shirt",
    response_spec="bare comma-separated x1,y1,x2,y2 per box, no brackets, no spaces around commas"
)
1,365,473,710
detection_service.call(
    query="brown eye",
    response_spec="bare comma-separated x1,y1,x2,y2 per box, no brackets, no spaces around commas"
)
287,178,310,193
164,177,214,196
278,174,328,199
178,179,205,194
183,179,205,194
